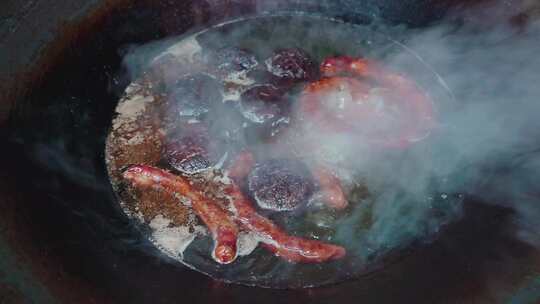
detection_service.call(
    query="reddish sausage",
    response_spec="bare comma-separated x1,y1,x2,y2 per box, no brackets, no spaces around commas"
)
223,182,346,263
123,165,239,264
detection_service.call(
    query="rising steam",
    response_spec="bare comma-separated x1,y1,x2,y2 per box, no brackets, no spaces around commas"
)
112,2,540,288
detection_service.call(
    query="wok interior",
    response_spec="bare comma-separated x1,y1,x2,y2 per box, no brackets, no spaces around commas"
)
2,0,540,303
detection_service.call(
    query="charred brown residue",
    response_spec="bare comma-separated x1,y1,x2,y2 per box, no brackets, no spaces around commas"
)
131,186,192,226
105,76,197,229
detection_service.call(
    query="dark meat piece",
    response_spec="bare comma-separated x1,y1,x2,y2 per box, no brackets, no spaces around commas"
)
298,76,371,133
164,123,217,174
301,54,435,148
264,48,318,86
240,84,291,142
311,167,348,210
248,159,314,211
240,84,287,124
205,46,258,75
168,73,222,118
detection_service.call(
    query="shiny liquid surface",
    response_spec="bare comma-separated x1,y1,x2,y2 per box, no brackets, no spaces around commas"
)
105,15,458,288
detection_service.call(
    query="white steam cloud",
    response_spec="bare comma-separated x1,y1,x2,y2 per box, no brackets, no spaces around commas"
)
390,15,540,248
116,3,540,287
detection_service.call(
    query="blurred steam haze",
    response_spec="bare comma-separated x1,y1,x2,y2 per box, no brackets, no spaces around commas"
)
396,14,540,249
116,4,540,260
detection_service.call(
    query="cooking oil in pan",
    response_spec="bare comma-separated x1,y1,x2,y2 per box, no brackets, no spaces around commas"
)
105,14,458,288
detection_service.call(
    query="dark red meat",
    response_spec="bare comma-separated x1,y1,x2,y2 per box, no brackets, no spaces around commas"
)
240,84,291,142
298,70,435,148
164,123,217,174
320,55,370,78
240,84,287,124
311,166,348,210
223,182,346,263
264,48,318,86
248,159,314,211
319,56,435,148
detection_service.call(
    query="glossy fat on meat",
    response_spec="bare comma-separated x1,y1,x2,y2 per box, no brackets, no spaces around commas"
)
265,48,319,86
164,123,216,174
223,182,346,263
320,56,370,78
314,56,435,148
240,84,287,125
248,159,315,212
299,73,434,148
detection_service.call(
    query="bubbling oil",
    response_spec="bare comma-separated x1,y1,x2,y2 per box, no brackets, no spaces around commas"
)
105,14,459,288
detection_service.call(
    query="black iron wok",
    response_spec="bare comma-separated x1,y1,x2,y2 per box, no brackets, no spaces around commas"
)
1,1,539,303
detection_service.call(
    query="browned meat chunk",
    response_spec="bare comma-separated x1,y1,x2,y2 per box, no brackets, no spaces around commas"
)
264,48,318,86
248,159,314,211
164,123,217,174
240,84,288,124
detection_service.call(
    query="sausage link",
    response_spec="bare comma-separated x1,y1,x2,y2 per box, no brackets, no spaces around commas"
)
223,182,345,263
123,165,239,264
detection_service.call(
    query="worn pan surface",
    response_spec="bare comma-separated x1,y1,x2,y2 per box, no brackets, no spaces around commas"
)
1,1,540,303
